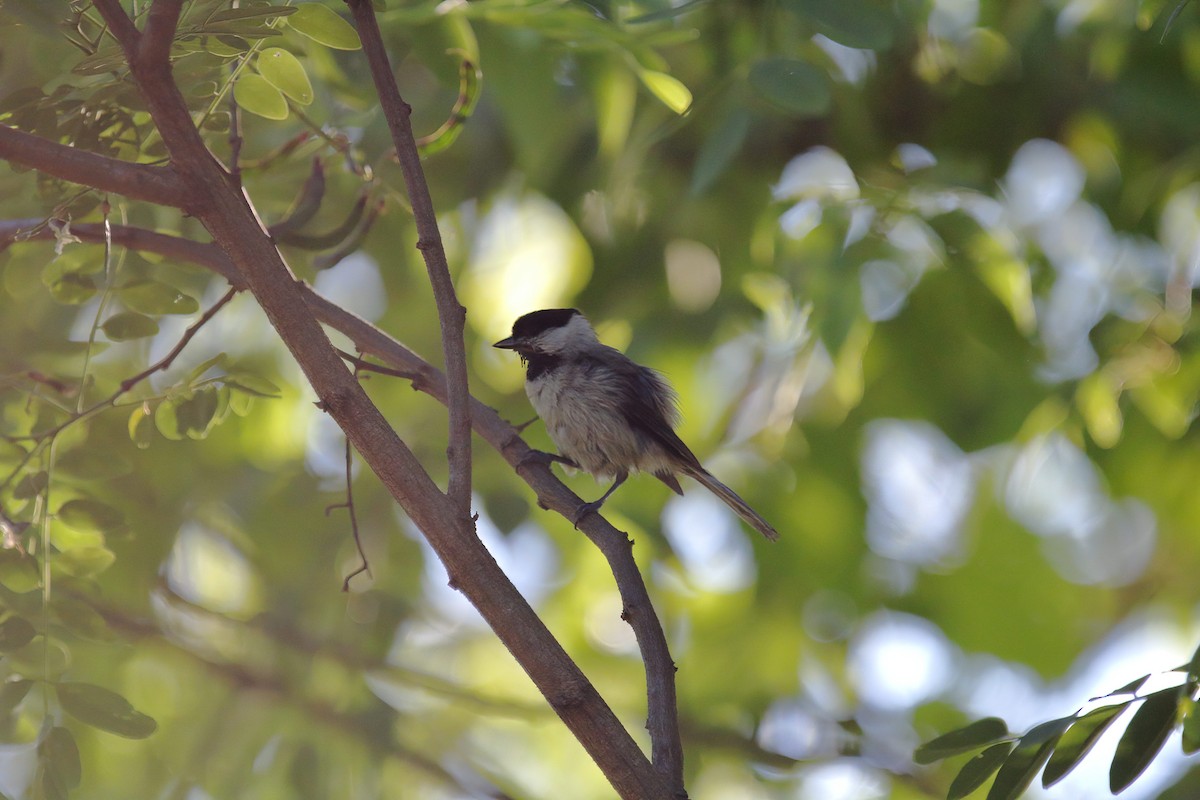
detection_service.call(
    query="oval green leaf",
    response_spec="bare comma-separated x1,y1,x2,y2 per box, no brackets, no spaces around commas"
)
1043,703,1128,787
119,280,199,315
56,682,157,739
0,678,33,714
57,498,125,534
47,273,96,305
50,595,112,642
257,47,313,105
176,387,222,439
691,107,751,194
1110,688,1182,793
101,311,159,341
225,373,282,398
986,717,1073,800
210,5,297,23
748,58,831,117
0,616,36,652
129,405,154,449
56,545,116,578
639,69,693,114
915,717,1011,764
14,471,49,500
1183,704,1200,755
286,4,361,50
949,742,1012,800
56,448,132,480
233,72,288,120
40,726,81,791
783,0,895,50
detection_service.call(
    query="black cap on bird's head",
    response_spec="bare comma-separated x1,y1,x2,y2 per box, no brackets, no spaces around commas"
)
493,308,588,354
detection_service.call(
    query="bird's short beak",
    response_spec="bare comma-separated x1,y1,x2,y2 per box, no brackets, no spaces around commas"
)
493,336,518,350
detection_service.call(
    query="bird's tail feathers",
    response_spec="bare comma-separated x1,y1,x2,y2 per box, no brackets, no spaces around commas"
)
683,466,779,541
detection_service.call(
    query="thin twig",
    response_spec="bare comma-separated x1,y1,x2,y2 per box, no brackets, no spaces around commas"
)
329,353,372,591
116,287,238,395
345,0,473,520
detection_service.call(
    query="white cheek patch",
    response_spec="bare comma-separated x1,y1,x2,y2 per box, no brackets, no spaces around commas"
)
538,314,597,354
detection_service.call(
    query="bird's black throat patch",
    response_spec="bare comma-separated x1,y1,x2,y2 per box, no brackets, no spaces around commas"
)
523,351,563,381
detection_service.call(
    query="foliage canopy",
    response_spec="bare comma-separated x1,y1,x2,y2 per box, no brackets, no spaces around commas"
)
1,0,1200,799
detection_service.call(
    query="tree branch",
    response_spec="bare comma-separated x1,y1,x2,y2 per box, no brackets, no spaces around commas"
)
93,0,141,49
0,126,190,211
46,3,673,795
345,0,473,519
138,0,182,67
0,216,686,795
0,213,687,794
315,293,688,793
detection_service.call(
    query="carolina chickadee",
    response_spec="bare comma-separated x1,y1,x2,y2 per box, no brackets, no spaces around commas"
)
494,308,779,541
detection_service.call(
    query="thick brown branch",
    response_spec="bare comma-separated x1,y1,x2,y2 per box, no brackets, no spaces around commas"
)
138,1,183,67
0,126,189,211
346,0,473,520
93,0,141,49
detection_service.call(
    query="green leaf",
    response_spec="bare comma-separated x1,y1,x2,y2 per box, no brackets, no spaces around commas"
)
782,0,895,50
0,678,33,715
101,311,159,341
56,448,132,480
56,682,157,739
1109,674,1151,697
128,405,154,449
286,4,361,50
257,47,313,105
638,69,692,114
233,72,288,120
186,353,229,385
949,742,1012,800
119,280,199,315
154,398,184,441
691,107,751,194
209,5,297,23
1185,641,1200,685
14,471,49,500
915,717,1011,764
39,727,80,792
177,387,222,439
1183,703,1200,755
1110,687,1182,793
46,272,96,304
50,596,112,642
1043,703,1128,787
57,498,125,534
157,389,226,441
0,616,36,652
225,373,282,398
56,545,116,578
986,717,1073,800
748,57,831,117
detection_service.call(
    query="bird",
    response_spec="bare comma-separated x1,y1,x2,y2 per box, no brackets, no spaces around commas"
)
494,308,779,541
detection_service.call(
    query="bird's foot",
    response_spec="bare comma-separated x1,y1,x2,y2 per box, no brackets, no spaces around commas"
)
571,499,604,528
518,449,578,470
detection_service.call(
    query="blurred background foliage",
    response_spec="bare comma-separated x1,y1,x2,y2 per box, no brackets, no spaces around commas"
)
1,0,1200,798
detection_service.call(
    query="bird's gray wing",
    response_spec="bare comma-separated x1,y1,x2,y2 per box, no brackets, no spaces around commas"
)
589,347,703,472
